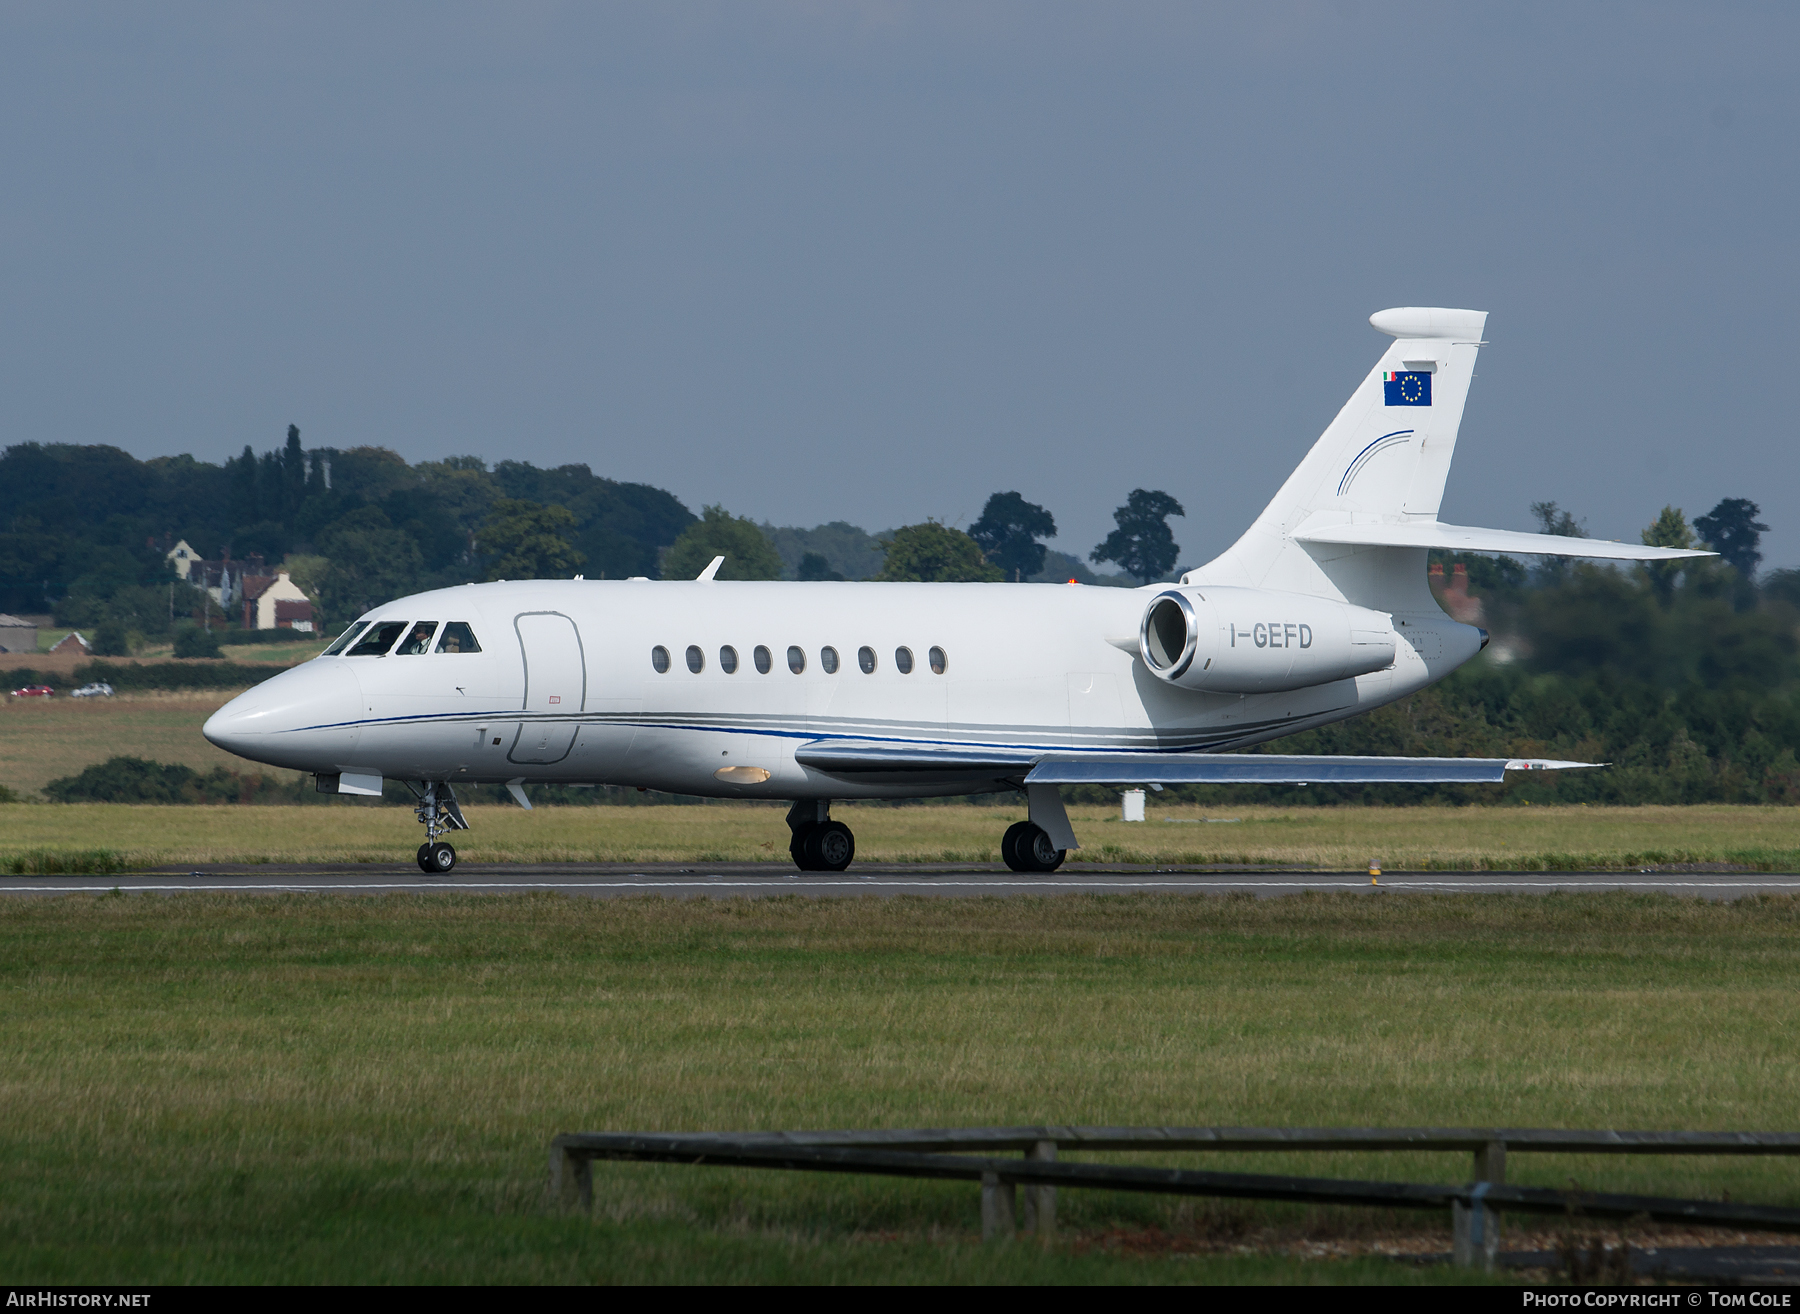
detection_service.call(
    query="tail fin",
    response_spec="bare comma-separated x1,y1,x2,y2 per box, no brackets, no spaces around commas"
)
1189,307,1488,609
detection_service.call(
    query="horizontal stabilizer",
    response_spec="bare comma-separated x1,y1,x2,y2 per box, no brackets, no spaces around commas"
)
1025,755,1598,785
1293,521,1713,561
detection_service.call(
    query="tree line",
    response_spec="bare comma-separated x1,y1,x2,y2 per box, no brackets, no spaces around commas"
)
0,436,1188,648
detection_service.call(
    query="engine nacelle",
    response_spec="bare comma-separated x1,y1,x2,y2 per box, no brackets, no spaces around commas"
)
1139,587,1397,694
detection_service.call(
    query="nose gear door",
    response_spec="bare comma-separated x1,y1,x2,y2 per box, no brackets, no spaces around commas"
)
508,612,586,765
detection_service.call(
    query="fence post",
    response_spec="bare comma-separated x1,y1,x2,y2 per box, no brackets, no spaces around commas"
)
1019,1140,1057,1242
1452,1140,1506,1268
549,1141,593,1213
981,1171,1017,1242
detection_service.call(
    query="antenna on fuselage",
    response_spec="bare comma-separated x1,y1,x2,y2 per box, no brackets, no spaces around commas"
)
696,556,725,581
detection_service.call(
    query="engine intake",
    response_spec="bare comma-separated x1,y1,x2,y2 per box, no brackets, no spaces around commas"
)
1139,587,1397,694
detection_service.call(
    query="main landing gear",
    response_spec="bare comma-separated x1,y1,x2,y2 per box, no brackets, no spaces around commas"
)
1001,820,1066,873
408,781,470,873
787,800,855,872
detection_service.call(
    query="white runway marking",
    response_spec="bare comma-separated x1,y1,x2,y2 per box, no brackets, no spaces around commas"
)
6,874,1800,896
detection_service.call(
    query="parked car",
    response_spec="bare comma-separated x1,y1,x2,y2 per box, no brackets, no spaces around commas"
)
9,684,54,698
71,682,114,698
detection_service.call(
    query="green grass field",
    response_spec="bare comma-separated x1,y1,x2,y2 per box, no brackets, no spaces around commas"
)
0,800,1796,872
4,892,1798,1283
0,689,250,797
2,686,1795,870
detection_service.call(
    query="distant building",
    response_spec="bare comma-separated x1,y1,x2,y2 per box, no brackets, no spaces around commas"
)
242,572,316,631
165,539,199,580
273,599,315,633
0,614,38,653
50,631,91,655
168,543,267,612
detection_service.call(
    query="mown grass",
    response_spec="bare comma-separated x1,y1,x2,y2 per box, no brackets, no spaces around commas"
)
3,892,1799,1283
0,800,1796,871
0,691,249,797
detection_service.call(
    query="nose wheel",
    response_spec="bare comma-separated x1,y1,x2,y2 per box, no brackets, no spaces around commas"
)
417,842,457,873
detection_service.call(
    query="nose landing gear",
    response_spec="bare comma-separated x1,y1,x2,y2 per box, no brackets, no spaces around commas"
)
408,781,469,873
787,800,855,871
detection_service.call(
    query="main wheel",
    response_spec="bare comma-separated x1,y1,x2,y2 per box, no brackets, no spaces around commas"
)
1003,822,1064,873
803,821,855,872
1000,821,1031,870
425,842,457,873
416,843,434,873
789,823,817,871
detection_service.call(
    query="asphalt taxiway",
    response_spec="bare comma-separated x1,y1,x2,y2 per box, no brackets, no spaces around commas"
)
4,863,1797,899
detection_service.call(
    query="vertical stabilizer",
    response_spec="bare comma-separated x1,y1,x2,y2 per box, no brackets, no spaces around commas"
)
1188,307,1488,608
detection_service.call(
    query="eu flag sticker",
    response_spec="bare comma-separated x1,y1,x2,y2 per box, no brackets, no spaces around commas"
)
1384,371,1431,406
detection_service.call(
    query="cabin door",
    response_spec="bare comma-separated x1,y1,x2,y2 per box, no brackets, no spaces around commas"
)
508,611,586,765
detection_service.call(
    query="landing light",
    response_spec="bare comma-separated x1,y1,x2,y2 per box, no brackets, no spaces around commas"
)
715,766,771,784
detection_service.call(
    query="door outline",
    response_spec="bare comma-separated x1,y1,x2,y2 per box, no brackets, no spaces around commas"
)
509,611,586,766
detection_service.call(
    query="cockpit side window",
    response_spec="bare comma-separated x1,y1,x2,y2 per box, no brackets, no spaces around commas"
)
395,621,440,655
323,620,371,657
346,621,409,656
435,622,482,654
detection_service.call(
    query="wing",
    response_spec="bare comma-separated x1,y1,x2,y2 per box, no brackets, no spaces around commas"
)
1025,754,1597,784
794,739,1597,786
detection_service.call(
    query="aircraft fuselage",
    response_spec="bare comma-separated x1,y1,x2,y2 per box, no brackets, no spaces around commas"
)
204,577,1476,800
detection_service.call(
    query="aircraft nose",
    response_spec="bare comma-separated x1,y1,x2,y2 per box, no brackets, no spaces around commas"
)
204,660,365,769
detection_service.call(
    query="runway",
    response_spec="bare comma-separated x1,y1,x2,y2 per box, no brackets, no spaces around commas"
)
5,862,1798,899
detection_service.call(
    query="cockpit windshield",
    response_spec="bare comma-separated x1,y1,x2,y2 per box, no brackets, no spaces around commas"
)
322,621,370,657
345,620,409,657
434,622,481,654
395,621,440,655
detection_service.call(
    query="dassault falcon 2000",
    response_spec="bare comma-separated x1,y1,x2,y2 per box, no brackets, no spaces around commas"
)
204,307,1711,874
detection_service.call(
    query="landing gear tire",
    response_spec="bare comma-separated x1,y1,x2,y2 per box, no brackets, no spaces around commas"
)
790,821,854,872
423,842,457,874
417,843,434,872
805,820,854,872
1002,821,1064,874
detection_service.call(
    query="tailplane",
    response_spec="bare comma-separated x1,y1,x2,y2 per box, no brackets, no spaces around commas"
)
1188,307,1488,608
1187,309,1708,615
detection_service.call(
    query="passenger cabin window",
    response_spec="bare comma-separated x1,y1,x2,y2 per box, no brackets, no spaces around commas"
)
754,645,772,674
895,646,914,674
686,645,704,673
720,645,739,674
396,621,439,655
347,621,408,656
651,645,671,673
434,622,481,654
787,645,806,674
324,621,370,656
820,646,839,674
857,646,876,674
929,646,948,675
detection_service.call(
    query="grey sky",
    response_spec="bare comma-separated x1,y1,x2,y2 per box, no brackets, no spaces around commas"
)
3,3,1795,570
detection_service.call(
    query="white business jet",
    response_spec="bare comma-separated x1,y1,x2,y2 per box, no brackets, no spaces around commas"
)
204,308,1709,874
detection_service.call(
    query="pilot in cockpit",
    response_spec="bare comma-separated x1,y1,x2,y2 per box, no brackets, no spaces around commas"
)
400,622,436,655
